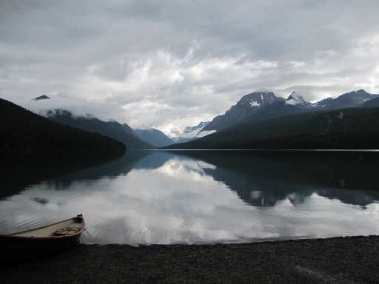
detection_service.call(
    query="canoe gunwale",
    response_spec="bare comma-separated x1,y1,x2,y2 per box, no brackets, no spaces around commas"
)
0,215,85,240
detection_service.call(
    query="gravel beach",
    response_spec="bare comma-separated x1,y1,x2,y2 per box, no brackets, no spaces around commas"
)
2,236,379,283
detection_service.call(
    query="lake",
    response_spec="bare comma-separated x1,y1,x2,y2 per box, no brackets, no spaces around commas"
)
1,150,379,245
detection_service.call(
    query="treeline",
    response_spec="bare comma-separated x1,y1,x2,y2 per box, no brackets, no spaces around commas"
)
169,107,379,149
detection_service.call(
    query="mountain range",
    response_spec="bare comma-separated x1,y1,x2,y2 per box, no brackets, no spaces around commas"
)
31,96,173,148
168,89,379,149
29,88,379,150
315,89,377,109
183,89,378,138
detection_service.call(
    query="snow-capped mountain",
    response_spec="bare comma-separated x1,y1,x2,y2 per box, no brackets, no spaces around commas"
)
184,121,209,134
177,89,379,143
285,91,309,106
173,121,215,143
203,92,283,132
237,91,280,108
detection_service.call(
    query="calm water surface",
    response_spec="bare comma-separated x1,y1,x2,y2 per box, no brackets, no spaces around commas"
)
1,151,379,245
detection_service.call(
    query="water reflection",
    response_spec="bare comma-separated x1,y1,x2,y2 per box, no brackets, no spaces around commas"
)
0,151,379,245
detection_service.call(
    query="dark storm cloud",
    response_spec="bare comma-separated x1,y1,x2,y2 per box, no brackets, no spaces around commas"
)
1,0,379,136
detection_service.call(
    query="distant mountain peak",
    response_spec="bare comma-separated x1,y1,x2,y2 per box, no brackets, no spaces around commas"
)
286,91,308,106
342,89,378,101
340,89,371,99
171,121,215,143
351,89,368,94
238,91,278,107
183,121,209,133
315,89,378,109
202,91,284,132
134,128,174,147
33,95,50,101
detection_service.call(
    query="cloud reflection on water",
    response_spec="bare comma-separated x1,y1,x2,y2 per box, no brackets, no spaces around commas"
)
0,152,379,245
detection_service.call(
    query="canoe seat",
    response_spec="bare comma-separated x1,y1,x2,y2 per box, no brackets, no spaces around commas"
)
53,227,81,236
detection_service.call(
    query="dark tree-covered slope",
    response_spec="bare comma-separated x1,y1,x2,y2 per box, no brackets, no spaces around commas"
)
169,107,379,149
47,110,151,149
0,98,125,166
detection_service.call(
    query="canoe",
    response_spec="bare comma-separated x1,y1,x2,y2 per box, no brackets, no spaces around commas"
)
0,214,85,260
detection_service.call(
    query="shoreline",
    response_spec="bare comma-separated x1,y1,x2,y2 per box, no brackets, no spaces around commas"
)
2,235,379,283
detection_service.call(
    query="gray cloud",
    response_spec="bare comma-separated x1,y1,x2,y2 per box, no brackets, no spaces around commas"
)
1,0,379,136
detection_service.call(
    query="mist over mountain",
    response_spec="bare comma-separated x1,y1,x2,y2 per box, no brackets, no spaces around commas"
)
30,95,152,149
47,109,150,149
33,95,50,101
172,121,216,143
0,98,125,166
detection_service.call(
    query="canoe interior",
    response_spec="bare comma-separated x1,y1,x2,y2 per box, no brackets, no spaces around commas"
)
12,218,83,238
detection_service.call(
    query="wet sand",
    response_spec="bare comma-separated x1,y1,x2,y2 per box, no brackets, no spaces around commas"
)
2,236,379,283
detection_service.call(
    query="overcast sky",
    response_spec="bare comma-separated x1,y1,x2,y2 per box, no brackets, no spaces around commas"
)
1,0,379,136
